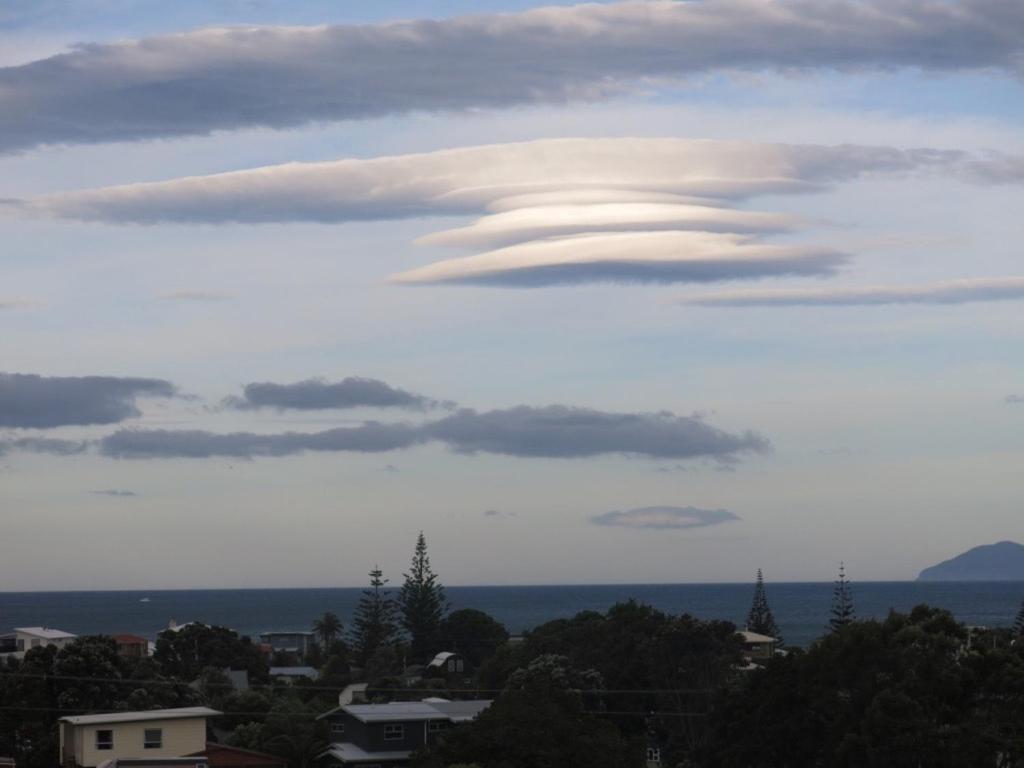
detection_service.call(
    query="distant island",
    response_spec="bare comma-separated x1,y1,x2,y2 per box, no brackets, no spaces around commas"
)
917,541,1024,581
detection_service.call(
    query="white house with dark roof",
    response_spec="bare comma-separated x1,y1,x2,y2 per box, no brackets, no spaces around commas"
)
59,708,221,768
0,627,77,659
317,699,491,766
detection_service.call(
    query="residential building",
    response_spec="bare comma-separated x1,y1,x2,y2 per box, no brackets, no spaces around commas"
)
95,759,207,768
425,652,468,677
59,707,221,768
188,743,286,768
317,699,491,766
268,666,318,683
0,755,15,768
0,627,77,660
738,630,776,661
113,635,149,659
258,631,317,657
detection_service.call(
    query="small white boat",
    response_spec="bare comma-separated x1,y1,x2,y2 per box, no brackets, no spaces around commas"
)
139,597,151,603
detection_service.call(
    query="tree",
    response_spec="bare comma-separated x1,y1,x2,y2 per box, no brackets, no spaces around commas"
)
398,532,448,661
829,562,856,632
349,566,399,667
1015,598,1024,635
153,624,267,682
312,611,342,651
439,609,509,667
746,568,781,643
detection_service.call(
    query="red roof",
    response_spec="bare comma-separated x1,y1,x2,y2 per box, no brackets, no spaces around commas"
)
190,744,286,768
113,634,148,644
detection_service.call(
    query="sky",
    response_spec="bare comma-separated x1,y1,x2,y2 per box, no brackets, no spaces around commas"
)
0,0,1022,590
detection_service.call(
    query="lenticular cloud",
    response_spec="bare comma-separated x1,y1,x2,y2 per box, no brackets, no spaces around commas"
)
13,137,1024,289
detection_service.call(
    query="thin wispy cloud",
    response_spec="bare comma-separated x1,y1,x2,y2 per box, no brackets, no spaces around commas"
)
0,373,177,428
0,298,37,310
1,0,1022,153
0,437,90,456
223,377,446,411
682,277,1024,307
1006,395,1024,404
591,505,741,530
12,138,1021,289
158,290,232,302
91,489,139,497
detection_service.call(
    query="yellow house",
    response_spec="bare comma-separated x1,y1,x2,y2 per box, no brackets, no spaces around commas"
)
59,708,221,768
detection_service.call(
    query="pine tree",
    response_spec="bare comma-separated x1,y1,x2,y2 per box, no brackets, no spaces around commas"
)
829,562,855,633
312,611,343,650
349,566,398,667
398,531,448,661
1015,598,1024,636
746,568,782,643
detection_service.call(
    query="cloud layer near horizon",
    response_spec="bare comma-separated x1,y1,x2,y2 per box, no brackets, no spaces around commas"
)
0,373,177,428
98,405,769,461
13,137,1022,289
683,277,1024,306
591,505,741,529
2,0,1023,153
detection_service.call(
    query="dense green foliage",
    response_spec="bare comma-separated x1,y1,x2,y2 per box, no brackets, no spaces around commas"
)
311,612,342,651
398,533,448,661
700,605,1024,767
153,623,268,682
439,609,509,668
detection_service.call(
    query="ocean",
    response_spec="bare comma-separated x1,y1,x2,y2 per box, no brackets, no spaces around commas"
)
2,581,1022,648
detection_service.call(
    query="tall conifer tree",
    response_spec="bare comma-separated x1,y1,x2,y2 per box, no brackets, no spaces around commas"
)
349,566,397,667
828,562,855,632
746,568,782,643
398,532,447,661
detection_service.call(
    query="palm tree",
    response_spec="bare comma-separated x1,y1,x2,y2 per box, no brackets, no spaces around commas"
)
312,611,342,651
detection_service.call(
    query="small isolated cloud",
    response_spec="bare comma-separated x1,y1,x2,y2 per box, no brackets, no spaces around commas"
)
224,377,444,411
381,464,400,473
91,489,138,497
591,505,741,530
0,373,177,428
682,277,1024,307
158,291,232,302
1006,395,1024,404
97,404,769,462
2,0,1023,153
0,437,90,456
483,509,517,519
0,298,36,310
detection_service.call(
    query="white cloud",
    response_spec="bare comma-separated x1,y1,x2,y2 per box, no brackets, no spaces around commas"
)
12,137,1022,289
682,276,1024,307
1,0,1022,152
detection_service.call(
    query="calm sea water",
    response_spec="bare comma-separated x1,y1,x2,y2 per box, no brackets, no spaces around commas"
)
2,582,1022,648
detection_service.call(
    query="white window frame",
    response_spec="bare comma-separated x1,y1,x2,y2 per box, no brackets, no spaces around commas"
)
144,728,163,749
96,730,114,751
646,747,662,763
427,720,447,733
383,724,404,741
330,721,345,734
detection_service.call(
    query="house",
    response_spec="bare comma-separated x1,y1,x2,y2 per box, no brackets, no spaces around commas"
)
258,631,317,657
114,635,149,659
739,630,776,661
188,743,287,768
0,627,77,659
59,707,221,768
317,699,492,766
425,652,468,677
338,684,368,707
269,666,318,683
0,756,15,768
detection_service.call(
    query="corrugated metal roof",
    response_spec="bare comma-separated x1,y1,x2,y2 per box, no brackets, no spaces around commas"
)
14,627,76,640
320,743,411,763
339,700,491,724
739,630,776,643
269,667,317,677
59,707,221,726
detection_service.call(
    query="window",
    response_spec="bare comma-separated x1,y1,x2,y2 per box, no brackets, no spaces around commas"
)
144,729,163,749
96,731,114,751
646,747,661,764
383,724,404,741
16,639,24,651
428,721,448,733
329,722,345,735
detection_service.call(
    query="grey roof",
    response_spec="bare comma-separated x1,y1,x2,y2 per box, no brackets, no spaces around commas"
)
739,630,776,644
335,700,492,724
60,707,221,726
269,666,317,678
14,627,77,640
260,631,315,637
320,743,411,764
426,651,457,667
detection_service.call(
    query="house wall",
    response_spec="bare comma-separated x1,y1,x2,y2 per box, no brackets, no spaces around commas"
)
363,721,426,753
71,718,208,767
